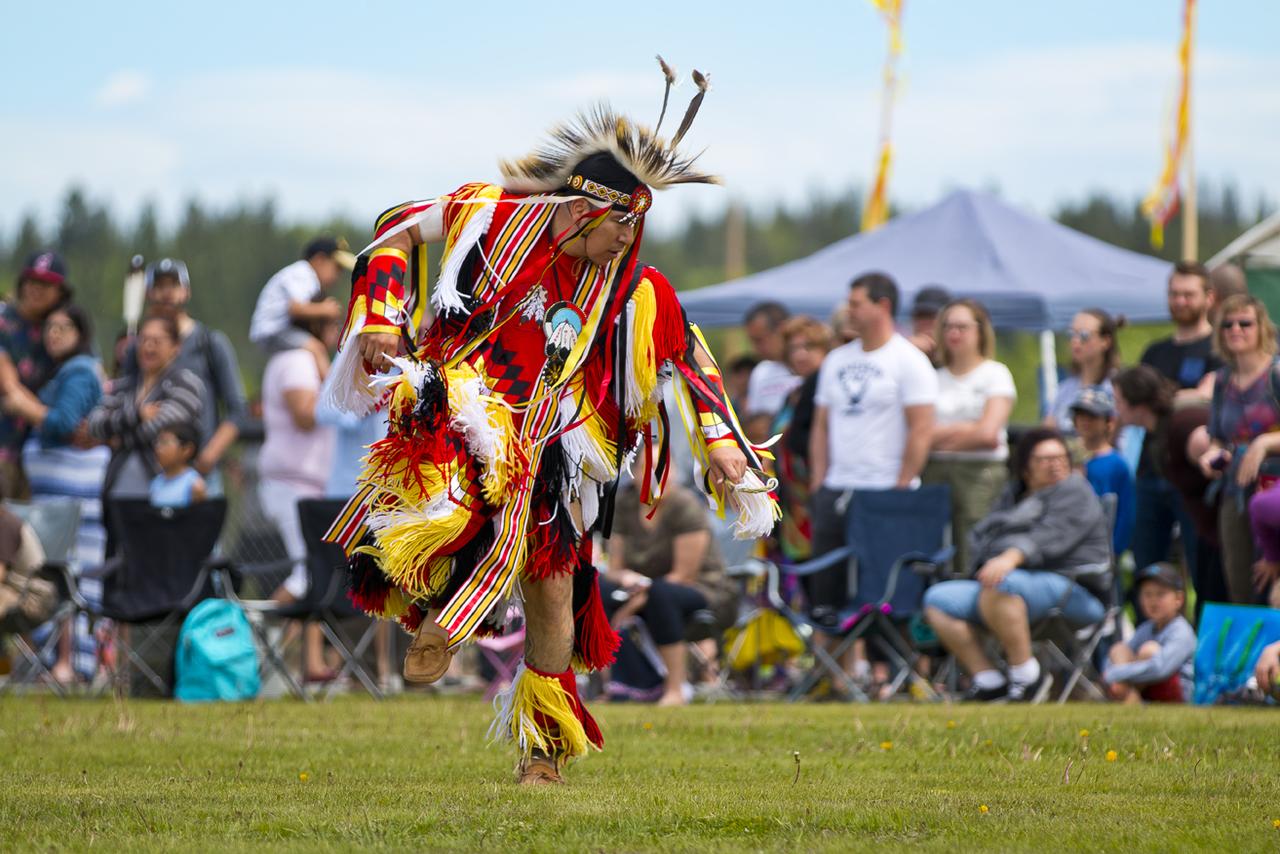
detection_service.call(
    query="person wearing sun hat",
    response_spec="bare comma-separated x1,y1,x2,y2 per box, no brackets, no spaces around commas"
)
321,58,779,784
1103,562,1195,703
0,250,73,497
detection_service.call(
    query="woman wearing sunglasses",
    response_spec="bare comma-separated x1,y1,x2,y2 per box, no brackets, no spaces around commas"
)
1045,308,1125,433
1198,294,1280,604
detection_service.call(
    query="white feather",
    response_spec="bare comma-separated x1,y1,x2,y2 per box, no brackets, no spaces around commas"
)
433,198,496,316
449,376,505,469
729,470,782,540
319,337,379,416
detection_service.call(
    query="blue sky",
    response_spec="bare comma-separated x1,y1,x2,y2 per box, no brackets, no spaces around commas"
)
3,1,1277,234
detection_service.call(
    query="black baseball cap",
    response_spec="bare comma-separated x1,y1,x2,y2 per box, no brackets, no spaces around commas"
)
911,285,951,318
1135,562,1184,592
302,236,355,270
20,250,69,287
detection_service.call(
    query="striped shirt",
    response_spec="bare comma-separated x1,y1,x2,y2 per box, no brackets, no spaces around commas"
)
87,365,205,497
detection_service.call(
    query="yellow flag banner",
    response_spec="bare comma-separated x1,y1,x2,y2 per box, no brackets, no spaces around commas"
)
861,0,903,232
1141,0,1195,249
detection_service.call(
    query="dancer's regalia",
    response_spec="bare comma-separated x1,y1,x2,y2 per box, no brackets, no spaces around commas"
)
323,65,778,774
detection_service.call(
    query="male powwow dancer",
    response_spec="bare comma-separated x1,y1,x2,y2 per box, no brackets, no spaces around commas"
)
322,60,779,784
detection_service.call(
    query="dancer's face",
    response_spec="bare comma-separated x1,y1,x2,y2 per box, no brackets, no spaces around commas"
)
561,201,638,267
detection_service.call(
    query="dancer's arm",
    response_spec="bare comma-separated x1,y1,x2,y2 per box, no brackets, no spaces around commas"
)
356,204,446,369
687,336,748,488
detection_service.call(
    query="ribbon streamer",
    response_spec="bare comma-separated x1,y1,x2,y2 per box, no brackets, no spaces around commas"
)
1140,0,1196,249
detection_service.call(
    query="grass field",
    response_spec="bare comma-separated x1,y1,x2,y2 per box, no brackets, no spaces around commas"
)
2,696,1279,852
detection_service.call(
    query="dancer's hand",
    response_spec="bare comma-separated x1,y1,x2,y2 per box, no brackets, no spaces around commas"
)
358,331,401,372
707,444,747,492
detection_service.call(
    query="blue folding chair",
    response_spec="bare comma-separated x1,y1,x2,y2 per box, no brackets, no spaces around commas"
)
774,484,952,701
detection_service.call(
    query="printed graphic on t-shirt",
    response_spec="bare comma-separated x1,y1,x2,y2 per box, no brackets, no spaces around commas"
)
834,361,883,414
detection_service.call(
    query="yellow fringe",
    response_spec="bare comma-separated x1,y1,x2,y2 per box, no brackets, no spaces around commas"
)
492,665,592,762
366,498,473,600
629,278,658,411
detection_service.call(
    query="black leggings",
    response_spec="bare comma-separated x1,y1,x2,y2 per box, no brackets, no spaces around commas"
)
600,577,708,646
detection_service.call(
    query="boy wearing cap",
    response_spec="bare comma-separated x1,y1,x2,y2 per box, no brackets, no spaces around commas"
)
1104,562,1195,702
1071,385,1134,556
249,237,353,371
0,251,71,498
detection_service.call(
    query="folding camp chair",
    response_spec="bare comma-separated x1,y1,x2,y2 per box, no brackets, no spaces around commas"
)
93,499,230,697
226,498,382,700
775,484,953,702
912,493,1120,704
0,498,82,696
1030,494,1120,703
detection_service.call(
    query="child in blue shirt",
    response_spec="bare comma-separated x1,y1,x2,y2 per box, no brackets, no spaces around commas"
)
149,422,207,509
1070,385,1134,556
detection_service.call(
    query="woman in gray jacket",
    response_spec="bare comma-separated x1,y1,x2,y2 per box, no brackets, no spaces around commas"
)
924,427,1110,702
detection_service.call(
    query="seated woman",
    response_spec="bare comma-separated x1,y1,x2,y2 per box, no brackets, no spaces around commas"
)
602,478,736,706
2,303,109,683
923,427,1110,702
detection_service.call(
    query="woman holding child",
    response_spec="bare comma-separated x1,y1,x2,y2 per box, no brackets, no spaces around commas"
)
86,314,204,500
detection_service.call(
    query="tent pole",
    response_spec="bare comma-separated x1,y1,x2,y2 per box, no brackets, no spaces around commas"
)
1040,329,1059,421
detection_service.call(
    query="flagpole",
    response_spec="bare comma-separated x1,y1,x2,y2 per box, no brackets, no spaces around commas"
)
1182,20,1198,262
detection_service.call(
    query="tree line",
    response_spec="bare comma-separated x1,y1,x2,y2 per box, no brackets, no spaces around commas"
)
0,183,1270,396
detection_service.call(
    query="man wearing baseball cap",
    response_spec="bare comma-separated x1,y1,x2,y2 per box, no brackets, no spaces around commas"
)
0,250,73,497
908,284,951,366
248,237,354,360
1103,562,1195,703
120,258,249,492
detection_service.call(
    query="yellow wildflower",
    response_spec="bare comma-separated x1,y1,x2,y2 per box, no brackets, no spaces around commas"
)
880,741,893,751
979,804,990,814
1078,729,1090,738
1105,750,1118,762
946,720,957,729
299,772,310,782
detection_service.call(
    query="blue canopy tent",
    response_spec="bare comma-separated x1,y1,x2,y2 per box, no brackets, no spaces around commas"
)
678,189,1173,407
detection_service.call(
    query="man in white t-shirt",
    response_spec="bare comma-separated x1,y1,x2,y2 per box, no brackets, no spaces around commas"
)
742,301,802,442
807,272,937,630
249,237,353,358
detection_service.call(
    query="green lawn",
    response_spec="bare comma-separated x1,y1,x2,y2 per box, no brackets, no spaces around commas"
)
2,696,1278,852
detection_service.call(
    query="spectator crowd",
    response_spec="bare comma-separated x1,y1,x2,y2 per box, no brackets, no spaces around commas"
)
4,241,1280,708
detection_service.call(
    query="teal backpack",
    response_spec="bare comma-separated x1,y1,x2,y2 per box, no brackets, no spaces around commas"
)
174,599,260,702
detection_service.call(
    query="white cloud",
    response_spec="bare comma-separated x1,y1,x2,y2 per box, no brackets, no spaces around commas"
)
94,70,151,109
5,44,1278,235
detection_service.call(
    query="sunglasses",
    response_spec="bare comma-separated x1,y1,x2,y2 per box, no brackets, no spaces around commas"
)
1221,318,1256,330
1067,330,1095,342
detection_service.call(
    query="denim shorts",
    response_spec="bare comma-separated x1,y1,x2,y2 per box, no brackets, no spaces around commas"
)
923,569,1105,627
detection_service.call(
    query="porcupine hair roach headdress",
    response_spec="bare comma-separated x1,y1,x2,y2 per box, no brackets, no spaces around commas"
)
500,56,718,224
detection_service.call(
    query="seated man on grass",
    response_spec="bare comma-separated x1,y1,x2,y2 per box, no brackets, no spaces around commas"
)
1103,562,1195,703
